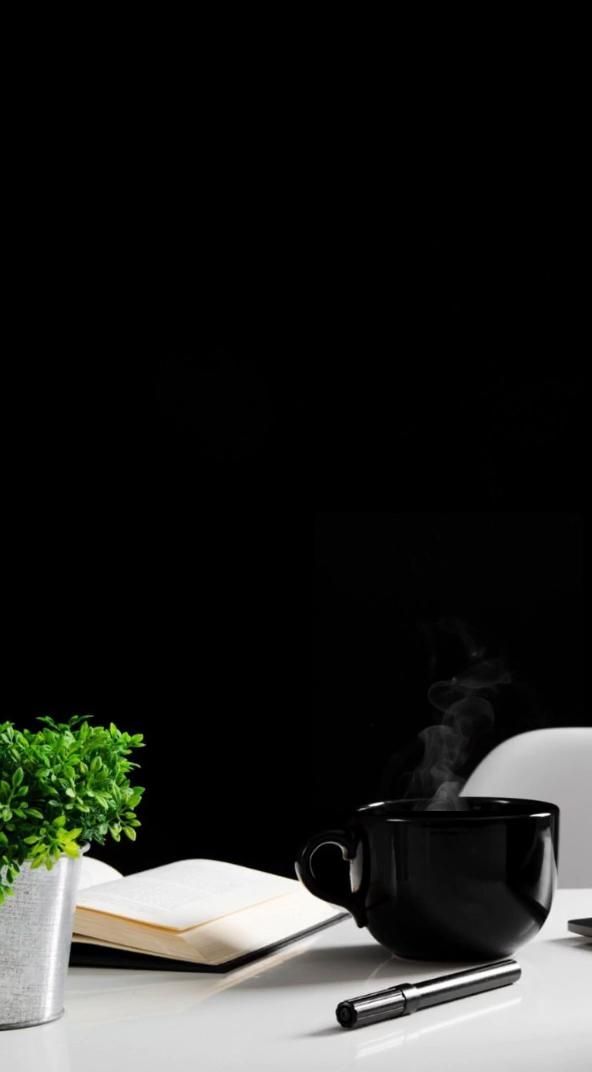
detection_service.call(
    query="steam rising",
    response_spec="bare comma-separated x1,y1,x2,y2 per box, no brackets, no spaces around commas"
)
407,657,510,810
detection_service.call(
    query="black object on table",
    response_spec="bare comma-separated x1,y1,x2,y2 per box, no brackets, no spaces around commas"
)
336,958,521,1029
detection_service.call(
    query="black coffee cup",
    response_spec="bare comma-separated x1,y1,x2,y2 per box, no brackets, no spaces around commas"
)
296,797,559,960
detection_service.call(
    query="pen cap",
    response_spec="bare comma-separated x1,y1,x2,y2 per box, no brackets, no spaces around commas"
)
336,986,406,1029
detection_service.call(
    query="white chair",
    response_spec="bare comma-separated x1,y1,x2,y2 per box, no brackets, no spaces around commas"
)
461,728,592,887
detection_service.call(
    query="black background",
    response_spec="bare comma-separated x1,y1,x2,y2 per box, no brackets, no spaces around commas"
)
2,123,587,882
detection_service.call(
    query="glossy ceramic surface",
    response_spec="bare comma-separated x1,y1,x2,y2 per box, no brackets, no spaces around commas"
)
296,798,559,959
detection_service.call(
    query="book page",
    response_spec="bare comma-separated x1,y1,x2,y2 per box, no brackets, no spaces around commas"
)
79,856,123,890
73,886,346,964
178,888,346,965
75,859,299,931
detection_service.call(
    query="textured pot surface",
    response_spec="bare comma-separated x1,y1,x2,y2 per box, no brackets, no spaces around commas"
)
0,849,85,1029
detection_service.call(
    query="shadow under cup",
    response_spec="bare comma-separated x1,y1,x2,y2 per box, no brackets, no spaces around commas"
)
296,798,559,960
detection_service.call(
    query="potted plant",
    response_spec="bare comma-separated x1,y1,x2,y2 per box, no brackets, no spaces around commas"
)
0,715,144,1030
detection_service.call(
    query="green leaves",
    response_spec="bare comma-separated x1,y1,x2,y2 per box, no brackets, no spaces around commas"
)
0,715,145,903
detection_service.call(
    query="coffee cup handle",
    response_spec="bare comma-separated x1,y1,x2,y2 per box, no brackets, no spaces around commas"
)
295,829,366,927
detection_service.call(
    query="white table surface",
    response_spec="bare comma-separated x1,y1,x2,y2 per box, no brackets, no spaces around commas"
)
2,888,591,1071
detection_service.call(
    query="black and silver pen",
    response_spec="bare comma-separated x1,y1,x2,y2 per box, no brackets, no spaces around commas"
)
336,958,521,1029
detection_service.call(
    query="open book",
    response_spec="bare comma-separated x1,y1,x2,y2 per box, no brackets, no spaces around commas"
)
70,857,347,972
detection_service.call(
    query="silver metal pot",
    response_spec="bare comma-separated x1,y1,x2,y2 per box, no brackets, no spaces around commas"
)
0,846,87,1030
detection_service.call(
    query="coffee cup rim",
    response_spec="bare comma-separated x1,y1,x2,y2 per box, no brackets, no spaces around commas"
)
356,796,559,819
